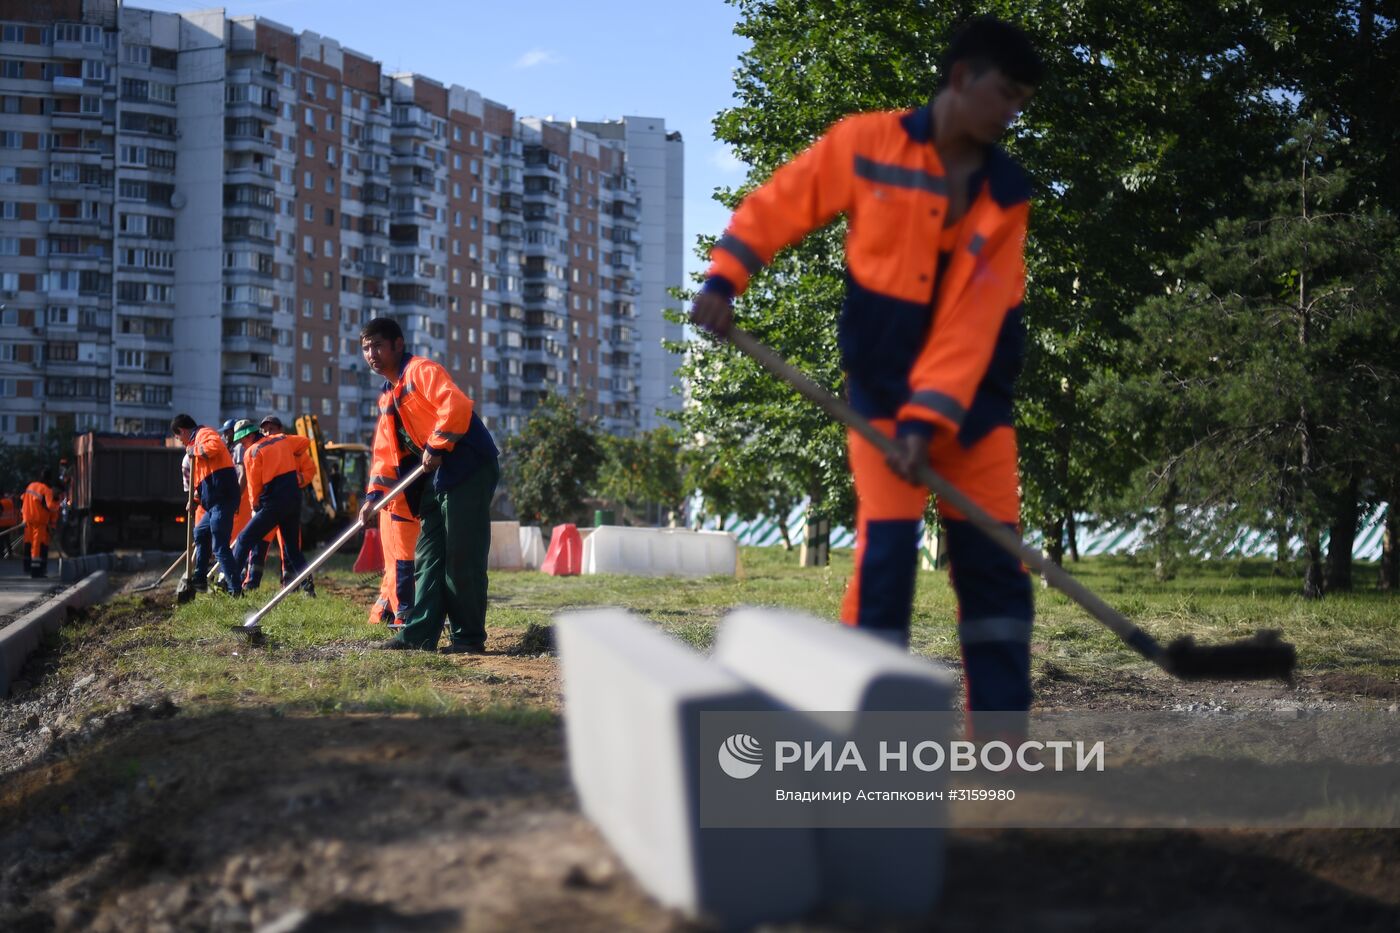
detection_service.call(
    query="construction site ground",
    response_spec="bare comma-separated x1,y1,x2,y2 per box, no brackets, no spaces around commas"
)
1,549,1397,932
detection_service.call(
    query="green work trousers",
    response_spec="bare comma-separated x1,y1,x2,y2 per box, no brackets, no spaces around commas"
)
398,458,498,650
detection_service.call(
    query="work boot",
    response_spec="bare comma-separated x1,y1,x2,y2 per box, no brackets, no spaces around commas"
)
22,555,32,574
300,578,316,598
440,642,486,656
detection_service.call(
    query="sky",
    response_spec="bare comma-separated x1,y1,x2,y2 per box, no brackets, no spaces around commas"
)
134,0,752,280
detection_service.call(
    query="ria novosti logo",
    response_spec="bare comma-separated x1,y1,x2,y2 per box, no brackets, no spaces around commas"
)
717,733,763,779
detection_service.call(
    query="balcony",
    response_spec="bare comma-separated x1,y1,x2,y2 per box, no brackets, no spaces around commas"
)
52,110,103,131
47,219,107,238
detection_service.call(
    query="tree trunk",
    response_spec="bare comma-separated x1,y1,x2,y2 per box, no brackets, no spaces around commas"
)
800,494,829,567
1296,134,1324,600
1301,526,1325,599
1325,470,1359,592
1043,515,1065,567
1066,512,1080,563
1154,477,1178,582
778,517,794,552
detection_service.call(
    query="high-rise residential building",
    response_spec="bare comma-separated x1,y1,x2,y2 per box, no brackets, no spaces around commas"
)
0,0,683,447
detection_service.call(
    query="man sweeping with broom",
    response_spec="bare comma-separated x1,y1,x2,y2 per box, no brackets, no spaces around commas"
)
691,17,1044,725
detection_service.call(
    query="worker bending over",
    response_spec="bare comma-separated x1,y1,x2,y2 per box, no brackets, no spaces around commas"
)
232,427,316,611
173,413,242,595
691,17,1044,726
21,469,59,578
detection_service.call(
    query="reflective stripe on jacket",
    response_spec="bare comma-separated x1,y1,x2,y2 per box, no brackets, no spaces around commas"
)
22,482,58,525
244,434,302,511
704,104,1030,444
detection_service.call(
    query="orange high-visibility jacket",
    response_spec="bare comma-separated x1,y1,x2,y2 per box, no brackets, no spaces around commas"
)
367,354,476,503
187,426,239,506
243,434,303,511
22,481,58,526
281,434,317,489
704,104,1031,443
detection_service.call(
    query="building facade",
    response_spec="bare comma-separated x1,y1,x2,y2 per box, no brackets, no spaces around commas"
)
0,0,683,447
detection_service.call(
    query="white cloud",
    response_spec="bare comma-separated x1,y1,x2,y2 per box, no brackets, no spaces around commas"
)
709,147,746,174
514,48,561,69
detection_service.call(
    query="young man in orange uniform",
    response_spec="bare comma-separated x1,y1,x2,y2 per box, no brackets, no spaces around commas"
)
691,18,1043,723
173,413,243,595
357,317,499,653
21,469,59,578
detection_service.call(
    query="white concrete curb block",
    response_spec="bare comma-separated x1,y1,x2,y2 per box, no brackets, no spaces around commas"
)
488,521,525,570
0,570,110,696
580,526,738,577
518,526,545,570
556,609,820,927
712,608,955,917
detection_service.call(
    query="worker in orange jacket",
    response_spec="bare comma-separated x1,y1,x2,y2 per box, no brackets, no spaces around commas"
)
691,18,1043,722
231,430,315,610
369,492,420,628
357,316,499,652
173,413,242,595
21,469,60,578
237,415,316,590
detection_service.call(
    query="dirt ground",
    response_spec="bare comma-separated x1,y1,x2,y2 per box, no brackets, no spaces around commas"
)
1,582,1398,932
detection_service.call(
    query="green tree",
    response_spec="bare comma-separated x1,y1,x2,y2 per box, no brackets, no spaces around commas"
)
596,427,689,525
501,394,603,528
1123,117,1400,597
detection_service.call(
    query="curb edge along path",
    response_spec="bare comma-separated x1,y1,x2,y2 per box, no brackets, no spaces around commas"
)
0,571,110,696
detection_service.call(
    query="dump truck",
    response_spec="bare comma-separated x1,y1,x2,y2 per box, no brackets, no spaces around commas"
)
66,432,187,554
293,414,370,547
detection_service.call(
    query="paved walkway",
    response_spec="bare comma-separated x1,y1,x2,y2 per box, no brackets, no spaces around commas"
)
0,559,64,625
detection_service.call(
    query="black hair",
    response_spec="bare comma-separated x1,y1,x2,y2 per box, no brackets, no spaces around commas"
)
359,317,403,343
40,468,53,485
171,413,197,434
938,16,1044,90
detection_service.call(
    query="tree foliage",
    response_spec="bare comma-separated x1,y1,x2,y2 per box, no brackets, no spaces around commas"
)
1122,117,1400,596
596,427,689,524
501,394,603,528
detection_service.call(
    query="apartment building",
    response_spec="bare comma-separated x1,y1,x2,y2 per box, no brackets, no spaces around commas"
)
0,0,683,447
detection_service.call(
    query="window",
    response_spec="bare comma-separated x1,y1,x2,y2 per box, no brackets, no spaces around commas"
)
149,82,175,103
304,76,316,98
123,43,150,65
0,61,24,80
304,139,315,157
325,82,336,101
304,107,315,127
303,202,313,222
324,113,335,132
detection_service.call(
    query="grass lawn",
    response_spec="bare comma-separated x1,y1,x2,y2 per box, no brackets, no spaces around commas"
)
70,546,1399,718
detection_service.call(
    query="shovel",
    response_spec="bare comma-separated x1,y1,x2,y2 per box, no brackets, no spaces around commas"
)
724,326,1296,682
174,483,197,604
237,464,427,635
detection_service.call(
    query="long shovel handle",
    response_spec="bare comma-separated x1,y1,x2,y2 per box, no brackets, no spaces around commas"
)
243,464,427,629
182,481,196,583
725,327,1170,669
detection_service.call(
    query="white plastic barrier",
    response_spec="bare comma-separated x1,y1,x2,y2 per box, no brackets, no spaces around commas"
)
487,521,524,571
712,608,955,917
581,526,738,578
555,609,820,926
518,525,545,570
